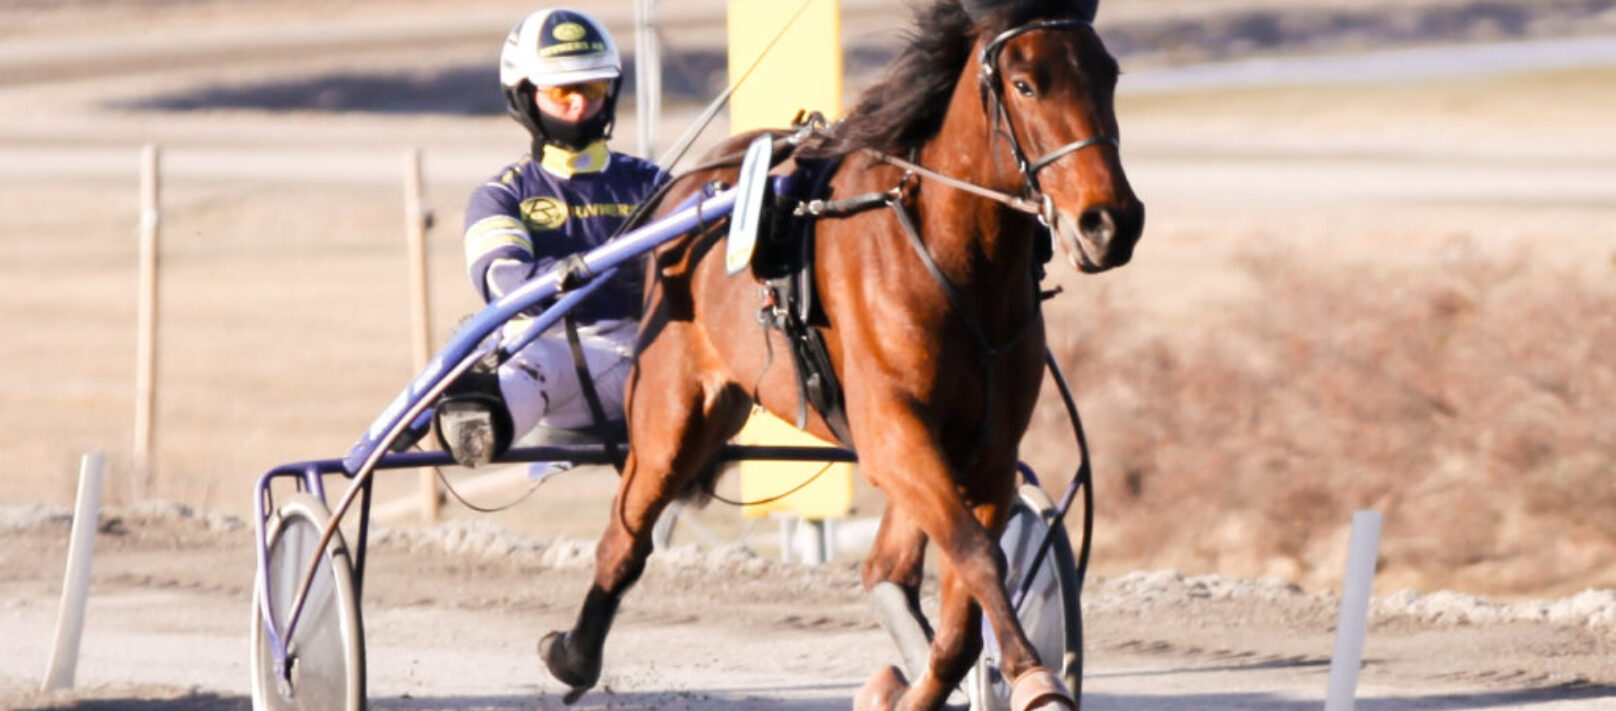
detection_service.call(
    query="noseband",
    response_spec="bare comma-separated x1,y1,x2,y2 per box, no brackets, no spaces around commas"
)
978,18,1119,203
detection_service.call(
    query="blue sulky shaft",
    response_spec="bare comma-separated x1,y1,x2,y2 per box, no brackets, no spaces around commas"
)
253,184,746,683
341,185,742,476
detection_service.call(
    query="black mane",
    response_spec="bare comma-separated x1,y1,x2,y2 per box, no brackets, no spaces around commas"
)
804,0,1072,157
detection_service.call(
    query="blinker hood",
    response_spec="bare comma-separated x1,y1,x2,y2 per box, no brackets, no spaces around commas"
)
961,0,1098,23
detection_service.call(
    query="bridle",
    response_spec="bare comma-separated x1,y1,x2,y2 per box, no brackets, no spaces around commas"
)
855,17,1118,230
978,17,1119,201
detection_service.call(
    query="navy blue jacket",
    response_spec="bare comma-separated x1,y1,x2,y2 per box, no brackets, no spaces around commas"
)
463,141,667,323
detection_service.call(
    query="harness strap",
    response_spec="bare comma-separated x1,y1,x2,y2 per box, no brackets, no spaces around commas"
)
885,196,1042,475
777,147,1044,473
793,191,890,218
759,281,855,448
563,314,625,472
887,202,995,352
751,153,857,449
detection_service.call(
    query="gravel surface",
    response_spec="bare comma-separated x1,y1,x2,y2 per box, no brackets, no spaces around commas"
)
5,504,1616,710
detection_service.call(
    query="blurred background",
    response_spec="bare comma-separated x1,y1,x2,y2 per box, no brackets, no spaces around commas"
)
1,0,1613,597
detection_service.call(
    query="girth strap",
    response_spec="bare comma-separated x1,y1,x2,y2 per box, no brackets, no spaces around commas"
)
754,154,856,449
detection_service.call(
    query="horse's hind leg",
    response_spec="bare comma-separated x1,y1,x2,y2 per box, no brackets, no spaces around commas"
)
538,335,749,703
922,559,988,704
864,505,934,681
859,507,994,711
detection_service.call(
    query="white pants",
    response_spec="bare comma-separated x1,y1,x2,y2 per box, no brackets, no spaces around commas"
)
498,318,636,435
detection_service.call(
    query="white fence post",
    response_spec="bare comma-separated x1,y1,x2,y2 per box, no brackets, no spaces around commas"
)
41,453,106,692
635,0,661,160
1325,509,1383,711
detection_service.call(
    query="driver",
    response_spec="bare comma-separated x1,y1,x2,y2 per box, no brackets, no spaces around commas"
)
436,7,668,467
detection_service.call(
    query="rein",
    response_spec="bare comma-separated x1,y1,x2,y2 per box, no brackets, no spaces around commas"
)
858,149,1043,218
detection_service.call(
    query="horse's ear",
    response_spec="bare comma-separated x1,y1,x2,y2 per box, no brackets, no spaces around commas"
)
1073,0,1099,21
959,0,1003,23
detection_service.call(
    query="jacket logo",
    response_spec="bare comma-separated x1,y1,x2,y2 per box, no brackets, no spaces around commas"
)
521,196,568,231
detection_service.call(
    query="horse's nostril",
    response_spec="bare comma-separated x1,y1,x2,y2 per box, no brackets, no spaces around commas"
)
1079,207,1115,244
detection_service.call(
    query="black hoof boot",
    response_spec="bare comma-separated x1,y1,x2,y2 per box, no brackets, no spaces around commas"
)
539,631,600,704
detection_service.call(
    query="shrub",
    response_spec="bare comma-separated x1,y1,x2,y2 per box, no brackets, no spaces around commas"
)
1033,244,1616,595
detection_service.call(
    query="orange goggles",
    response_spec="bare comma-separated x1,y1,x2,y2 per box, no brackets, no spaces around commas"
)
539,81,611,103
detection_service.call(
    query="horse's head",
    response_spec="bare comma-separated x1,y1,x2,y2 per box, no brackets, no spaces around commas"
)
969,1,1144,273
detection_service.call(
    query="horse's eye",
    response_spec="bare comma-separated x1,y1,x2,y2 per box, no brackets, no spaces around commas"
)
1012,79,1036,97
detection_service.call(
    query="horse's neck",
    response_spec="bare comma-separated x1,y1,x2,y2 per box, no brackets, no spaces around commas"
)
908,75,1036,289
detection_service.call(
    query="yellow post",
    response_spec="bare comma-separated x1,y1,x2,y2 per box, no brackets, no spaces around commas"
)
733,411,854,521
727,0,844,134
727,1,852,537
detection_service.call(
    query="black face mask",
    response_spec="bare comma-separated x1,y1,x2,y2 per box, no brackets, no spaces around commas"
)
537,110,612,152
503,81,620,155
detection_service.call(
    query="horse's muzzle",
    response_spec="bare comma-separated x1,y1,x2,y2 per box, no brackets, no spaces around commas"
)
1053,201,1144,273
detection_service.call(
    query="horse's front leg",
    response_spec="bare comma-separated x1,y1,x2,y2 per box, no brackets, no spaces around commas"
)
536,443,675,703
855,427,1072,711
539,329,750,704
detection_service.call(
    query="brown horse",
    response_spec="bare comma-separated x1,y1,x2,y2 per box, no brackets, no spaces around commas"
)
538,0,1142,709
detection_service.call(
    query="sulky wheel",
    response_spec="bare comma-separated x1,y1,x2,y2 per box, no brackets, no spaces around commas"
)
250,493,366,711
963,484,1084,710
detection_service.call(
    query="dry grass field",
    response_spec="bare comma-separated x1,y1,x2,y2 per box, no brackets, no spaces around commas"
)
1037,64,1616,597
2,0,1613,600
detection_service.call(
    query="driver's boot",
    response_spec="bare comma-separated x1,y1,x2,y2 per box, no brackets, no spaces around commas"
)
433,368,513,468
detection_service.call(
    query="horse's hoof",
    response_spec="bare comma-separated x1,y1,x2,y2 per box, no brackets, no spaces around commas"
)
1010,666,1076,711
538,630,599,704
854,665,908,711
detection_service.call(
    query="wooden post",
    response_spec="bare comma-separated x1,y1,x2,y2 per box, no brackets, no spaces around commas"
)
133,145,161,497
403,148,439,522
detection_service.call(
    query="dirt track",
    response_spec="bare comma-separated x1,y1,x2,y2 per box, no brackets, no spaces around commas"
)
3,0,1616,709
6,505,1616,710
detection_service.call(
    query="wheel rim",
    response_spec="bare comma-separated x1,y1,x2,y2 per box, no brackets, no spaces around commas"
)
967,498,1072,709
252,498,361,710
1007,503,1067,672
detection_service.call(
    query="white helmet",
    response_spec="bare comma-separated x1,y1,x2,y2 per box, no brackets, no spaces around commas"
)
499,8,623,151
500,8,621,88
